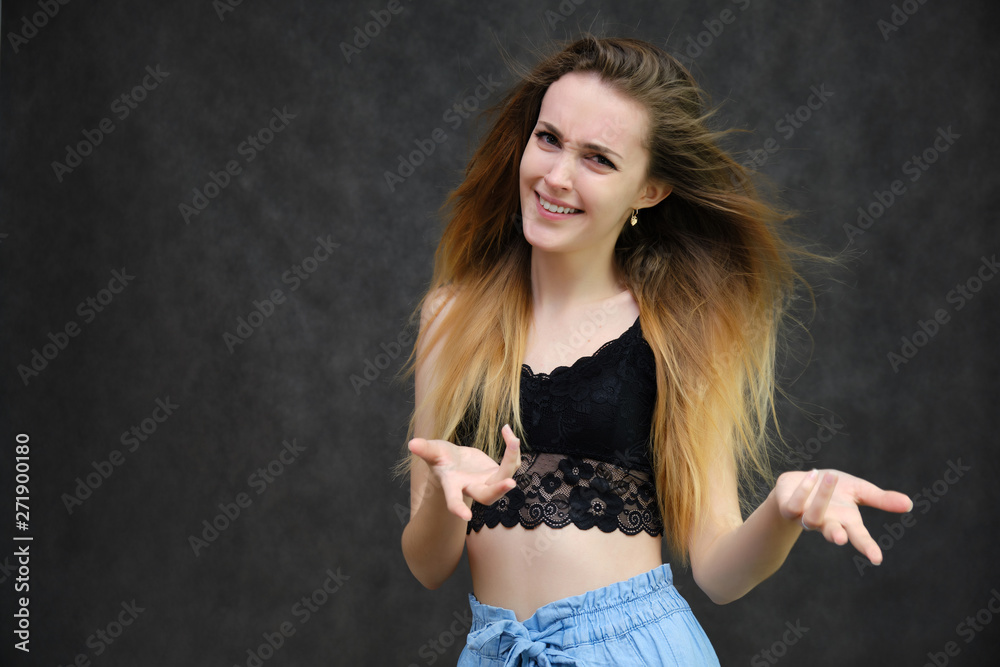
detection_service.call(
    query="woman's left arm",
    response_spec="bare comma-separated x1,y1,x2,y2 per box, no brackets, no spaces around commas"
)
688,447,913,605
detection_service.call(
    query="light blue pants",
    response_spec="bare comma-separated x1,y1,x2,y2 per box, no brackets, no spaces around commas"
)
457,563,720,666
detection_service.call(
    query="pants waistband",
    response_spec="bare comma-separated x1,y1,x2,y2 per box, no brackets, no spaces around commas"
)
468,564,688,644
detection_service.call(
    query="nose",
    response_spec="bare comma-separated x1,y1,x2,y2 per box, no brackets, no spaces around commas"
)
543,153,574,191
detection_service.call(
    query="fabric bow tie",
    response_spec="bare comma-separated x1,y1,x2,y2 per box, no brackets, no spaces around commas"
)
466,618,580,666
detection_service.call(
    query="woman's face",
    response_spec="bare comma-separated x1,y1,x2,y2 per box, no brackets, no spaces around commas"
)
519,71,668,257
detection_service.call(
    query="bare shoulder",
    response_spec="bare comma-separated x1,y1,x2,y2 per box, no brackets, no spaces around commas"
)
415,284,466,371
420,284,460,333
412,284,462,440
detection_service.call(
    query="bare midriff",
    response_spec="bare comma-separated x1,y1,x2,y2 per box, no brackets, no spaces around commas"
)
466,522,663,622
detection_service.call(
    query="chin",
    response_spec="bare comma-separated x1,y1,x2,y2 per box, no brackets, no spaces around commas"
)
522,221,572,254
520,219,550,249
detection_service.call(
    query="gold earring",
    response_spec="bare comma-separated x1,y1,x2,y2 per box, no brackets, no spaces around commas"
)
630,209,638,226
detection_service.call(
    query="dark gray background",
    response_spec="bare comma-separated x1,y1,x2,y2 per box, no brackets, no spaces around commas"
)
2,0,998,665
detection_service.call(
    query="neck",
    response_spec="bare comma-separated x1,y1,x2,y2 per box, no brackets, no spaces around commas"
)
529,245,623,318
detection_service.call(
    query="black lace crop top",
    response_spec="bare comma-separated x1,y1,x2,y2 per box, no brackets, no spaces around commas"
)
462,316,664,537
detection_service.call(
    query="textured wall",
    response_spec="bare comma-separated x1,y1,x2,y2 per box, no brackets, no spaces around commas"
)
2,0,998,664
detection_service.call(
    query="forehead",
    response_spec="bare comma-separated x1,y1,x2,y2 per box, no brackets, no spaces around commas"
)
537,71,648,156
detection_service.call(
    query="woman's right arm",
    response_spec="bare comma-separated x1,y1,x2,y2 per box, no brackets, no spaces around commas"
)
400,445,472,589
400,291,520,589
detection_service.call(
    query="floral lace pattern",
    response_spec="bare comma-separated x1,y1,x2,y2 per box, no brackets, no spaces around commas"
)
468,451,663,536
465,316,663,536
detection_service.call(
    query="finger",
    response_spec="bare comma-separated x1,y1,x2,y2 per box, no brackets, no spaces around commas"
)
441,476,473,521
488,425,521,483
820,520,849,547
852,480,915,514
801,472,838,531
468,477,518,507
842,519,882,565
408,438,436,463
410,438,456,473
784,469,820,520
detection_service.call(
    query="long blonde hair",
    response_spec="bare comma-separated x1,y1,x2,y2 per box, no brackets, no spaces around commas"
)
396,35,816,562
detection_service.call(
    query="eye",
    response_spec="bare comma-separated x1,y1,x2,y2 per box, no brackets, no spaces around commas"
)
534,130,560,147
533,130,617,170
591,154,617,170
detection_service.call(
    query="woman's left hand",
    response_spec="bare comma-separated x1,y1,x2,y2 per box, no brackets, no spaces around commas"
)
773,469,914,564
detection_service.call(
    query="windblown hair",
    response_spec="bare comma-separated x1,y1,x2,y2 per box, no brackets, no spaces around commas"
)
395,35,815,562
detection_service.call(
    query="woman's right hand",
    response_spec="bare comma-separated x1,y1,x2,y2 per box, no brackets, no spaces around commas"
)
408,424,521,521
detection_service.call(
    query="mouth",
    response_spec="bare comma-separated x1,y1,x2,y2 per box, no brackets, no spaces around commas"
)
536,192,583,216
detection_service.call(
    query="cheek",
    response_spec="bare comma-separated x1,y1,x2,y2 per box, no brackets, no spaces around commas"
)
519,145,538,181
520,142,555,182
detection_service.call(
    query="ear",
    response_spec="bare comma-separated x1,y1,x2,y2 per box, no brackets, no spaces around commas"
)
633,177,672,210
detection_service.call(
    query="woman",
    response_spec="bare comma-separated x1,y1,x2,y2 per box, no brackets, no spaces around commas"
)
397,36,912,665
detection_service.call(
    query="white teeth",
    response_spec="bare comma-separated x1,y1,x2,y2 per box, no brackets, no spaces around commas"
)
539,195,580,214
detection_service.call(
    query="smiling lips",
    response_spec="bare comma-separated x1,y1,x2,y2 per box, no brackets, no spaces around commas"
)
537,192,582,215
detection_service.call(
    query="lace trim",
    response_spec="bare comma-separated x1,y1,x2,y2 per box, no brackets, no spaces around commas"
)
468,451,664,537
520,316,641,378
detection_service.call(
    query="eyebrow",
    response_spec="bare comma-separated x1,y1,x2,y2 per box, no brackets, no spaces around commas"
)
537,121,623,162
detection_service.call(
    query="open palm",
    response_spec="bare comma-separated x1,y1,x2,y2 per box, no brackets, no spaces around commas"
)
774,468,913,564
408,424,521,521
